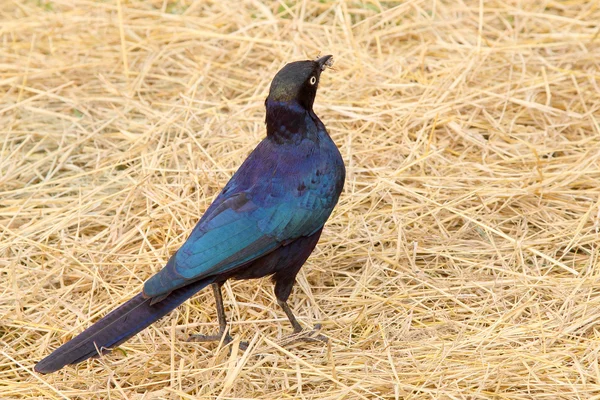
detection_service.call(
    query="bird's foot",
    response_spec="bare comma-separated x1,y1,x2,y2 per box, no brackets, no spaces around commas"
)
187,333,231,343
279,324,328,347
187,333,248,350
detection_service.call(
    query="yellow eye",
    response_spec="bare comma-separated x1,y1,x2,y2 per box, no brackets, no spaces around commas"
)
309,76,317,85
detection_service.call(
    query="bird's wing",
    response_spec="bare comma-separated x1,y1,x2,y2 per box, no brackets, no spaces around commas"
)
142,189,327,298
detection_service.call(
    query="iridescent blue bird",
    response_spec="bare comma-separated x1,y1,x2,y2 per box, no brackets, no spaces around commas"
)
35,55,345,374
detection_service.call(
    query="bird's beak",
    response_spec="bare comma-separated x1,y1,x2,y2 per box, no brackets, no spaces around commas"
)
316,55,334,71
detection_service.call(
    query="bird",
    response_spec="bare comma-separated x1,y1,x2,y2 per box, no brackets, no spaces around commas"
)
35,55,345,374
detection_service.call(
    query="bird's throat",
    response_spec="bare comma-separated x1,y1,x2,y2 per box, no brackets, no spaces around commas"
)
265,99,311,143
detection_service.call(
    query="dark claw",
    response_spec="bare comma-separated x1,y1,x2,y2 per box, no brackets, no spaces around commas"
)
280,324,329,346
238,341,249,350
187,333,248,350
187,333,233,344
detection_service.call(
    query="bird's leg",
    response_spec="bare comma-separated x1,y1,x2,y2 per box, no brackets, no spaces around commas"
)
278,299,303,333
277,299,328,345
188,283,247,348
213,282,228,335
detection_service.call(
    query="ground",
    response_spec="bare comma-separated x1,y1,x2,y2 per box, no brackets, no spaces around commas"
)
2,0,600,399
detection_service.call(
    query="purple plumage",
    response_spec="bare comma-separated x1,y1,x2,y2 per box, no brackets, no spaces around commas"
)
35,55,345,374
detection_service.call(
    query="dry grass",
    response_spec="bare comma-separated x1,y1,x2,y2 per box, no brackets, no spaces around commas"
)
2,0,600,398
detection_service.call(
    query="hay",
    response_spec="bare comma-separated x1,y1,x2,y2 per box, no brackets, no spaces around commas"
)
2,0,600,398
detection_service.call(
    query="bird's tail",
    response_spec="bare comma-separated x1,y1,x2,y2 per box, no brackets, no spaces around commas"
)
34,277,214,374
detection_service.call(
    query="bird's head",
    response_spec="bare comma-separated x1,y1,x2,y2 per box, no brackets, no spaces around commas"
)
266,55,333,111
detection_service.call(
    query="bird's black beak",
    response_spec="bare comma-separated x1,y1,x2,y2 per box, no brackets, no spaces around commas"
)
316,55,334,71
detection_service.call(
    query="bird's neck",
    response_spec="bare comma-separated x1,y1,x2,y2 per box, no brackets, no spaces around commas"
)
265,99,318,144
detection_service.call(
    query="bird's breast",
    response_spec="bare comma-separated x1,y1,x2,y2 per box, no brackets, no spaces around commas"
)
274,134,344,207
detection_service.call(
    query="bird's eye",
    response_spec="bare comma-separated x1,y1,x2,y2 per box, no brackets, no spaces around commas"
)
309,76,317,85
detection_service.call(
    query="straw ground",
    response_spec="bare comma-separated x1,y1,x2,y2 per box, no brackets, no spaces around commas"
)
2,0,600,398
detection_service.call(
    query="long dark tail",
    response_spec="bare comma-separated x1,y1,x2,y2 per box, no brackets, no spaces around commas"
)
34,277,214,374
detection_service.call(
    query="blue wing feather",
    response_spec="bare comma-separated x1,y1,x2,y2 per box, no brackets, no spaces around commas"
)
143,135,344,299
